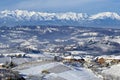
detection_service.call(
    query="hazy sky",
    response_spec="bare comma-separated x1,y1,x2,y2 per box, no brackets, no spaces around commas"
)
0,0,120,14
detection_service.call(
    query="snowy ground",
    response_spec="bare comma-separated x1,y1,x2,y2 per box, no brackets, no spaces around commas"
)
14,61,101,80
58,68,100,80
102,64,120,80
18,62,60,75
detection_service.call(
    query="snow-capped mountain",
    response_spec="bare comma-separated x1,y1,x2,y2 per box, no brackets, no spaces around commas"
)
0,10,120,27
88,12,120,28
0,10,88,21
89,12,120,20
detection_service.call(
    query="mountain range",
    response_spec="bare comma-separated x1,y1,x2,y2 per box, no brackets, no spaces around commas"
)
0,10,120,28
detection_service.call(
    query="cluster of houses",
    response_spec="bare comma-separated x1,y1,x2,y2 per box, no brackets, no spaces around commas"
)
95,56,120,66
54,52,85,64
53,51,120,68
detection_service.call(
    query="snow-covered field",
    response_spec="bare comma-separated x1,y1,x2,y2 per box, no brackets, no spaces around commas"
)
58,68,100,80
19,62,60,75
102,64,120,80
14,61,101,80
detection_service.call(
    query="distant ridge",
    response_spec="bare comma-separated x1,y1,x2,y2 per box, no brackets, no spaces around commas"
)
0,10,120,28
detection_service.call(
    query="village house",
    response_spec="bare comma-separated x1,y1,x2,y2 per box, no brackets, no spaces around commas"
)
96,57,105,64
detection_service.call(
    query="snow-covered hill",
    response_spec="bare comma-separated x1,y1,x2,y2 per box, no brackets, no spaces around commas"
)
0,10,120,27
0,26,120,55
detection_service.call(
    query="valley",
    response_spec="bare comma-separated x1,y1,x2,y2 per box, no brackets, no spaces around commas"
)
0,26,120,80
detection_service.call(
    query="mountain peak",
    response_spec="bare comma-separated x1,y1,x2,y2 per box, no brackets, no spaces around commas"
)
89,12,120,20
